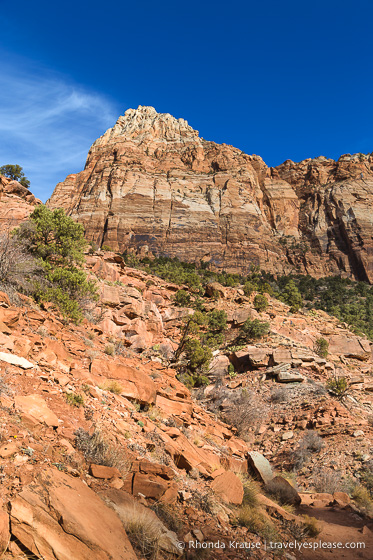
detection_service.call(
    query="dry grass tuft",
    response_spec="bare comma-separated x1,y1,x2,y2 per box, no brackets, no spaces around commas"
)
351,484,373,514
302,515,321,537
238,506,279,541
98,380,123,394
123,505,163,559
239,474,260,508
104,344,115,356
74,428,129,476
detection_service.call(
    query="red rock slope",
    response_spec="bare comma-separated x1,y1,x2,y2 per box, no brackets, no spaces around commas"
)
0,252,372,559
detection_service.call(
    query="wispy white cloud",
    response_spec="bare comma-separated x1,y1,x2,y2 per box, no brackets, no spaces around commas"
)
0,57,121,201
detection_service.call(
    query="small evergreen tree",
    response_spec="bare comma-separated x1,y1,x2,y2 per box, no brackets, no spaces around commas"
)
239,318,270,341
15,205,97,322
174,289,191,307
253,294,268,312
280,280,303,313
207,309,227,332
315,337,329,358
243,281,256,296
0,164,30,188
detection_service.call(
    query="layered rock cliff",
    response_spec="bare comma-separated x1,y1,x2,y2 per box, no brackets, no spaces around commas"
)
47,106,373,281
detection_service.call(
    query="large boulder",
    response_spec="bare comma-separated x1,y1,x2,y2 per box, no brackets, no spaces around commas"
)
229,346,271,371
208,354,230,377
0,351,34,369
101,284,121,306
247,451,274,484
328,335,372,361
265,476,301,506
9,468,137,560
0,509,10,556
15,395,59,427
210,471,244,505
91,358,156,404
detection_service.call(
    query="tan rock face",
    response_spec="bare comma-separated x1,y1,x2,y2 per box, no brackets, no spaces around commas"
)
47,106,373,281
0,510,10,556
0,175,41,230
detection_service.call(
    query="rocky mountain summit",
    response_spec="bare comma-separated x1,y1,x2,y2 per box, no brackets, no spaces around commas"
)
48,105,373,281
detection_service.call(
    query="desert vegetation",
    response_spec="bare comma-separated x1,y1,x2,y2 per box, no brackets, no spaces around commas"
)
0,205,97,321
121,253,373,341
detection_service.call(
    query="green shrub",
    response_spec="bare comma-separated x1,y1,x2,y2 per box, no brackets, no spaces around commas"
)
184,338,212,371
14,205,97,322
279,279,303,312
239,318,270,341
315,337,329,358
202,332,224,349
173,289,191,307
258,282,274,296
66,392,84,407
253,294,268,312
326,376,350,400
207,309,227,332
38,266,97,323
243,281,256,297
17,205,86,265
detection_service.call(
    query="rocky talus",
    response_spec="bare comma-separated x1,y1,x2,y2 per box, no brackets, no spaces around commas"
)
48,105,373,281
0,248,372,559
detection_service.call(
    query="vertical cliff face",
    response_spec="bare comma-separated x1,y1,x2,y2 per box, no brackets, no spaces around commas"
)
47,106,373,281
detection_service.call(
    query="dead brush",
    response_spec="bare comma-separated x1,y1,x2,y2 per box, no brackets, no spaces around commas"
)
313,469,343,494
0,375,10,395
191,489,221,515
74,428,129,476
291,430,323,471
208,386,269,436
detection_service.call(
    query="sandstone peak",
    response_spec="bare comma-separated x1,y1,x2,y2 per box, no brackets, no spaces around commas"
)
48,107,373,282
94,105,200,147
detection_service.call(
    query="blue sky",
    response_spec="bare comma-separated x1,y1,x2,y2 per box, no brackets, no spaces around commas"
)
1,0,373,201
